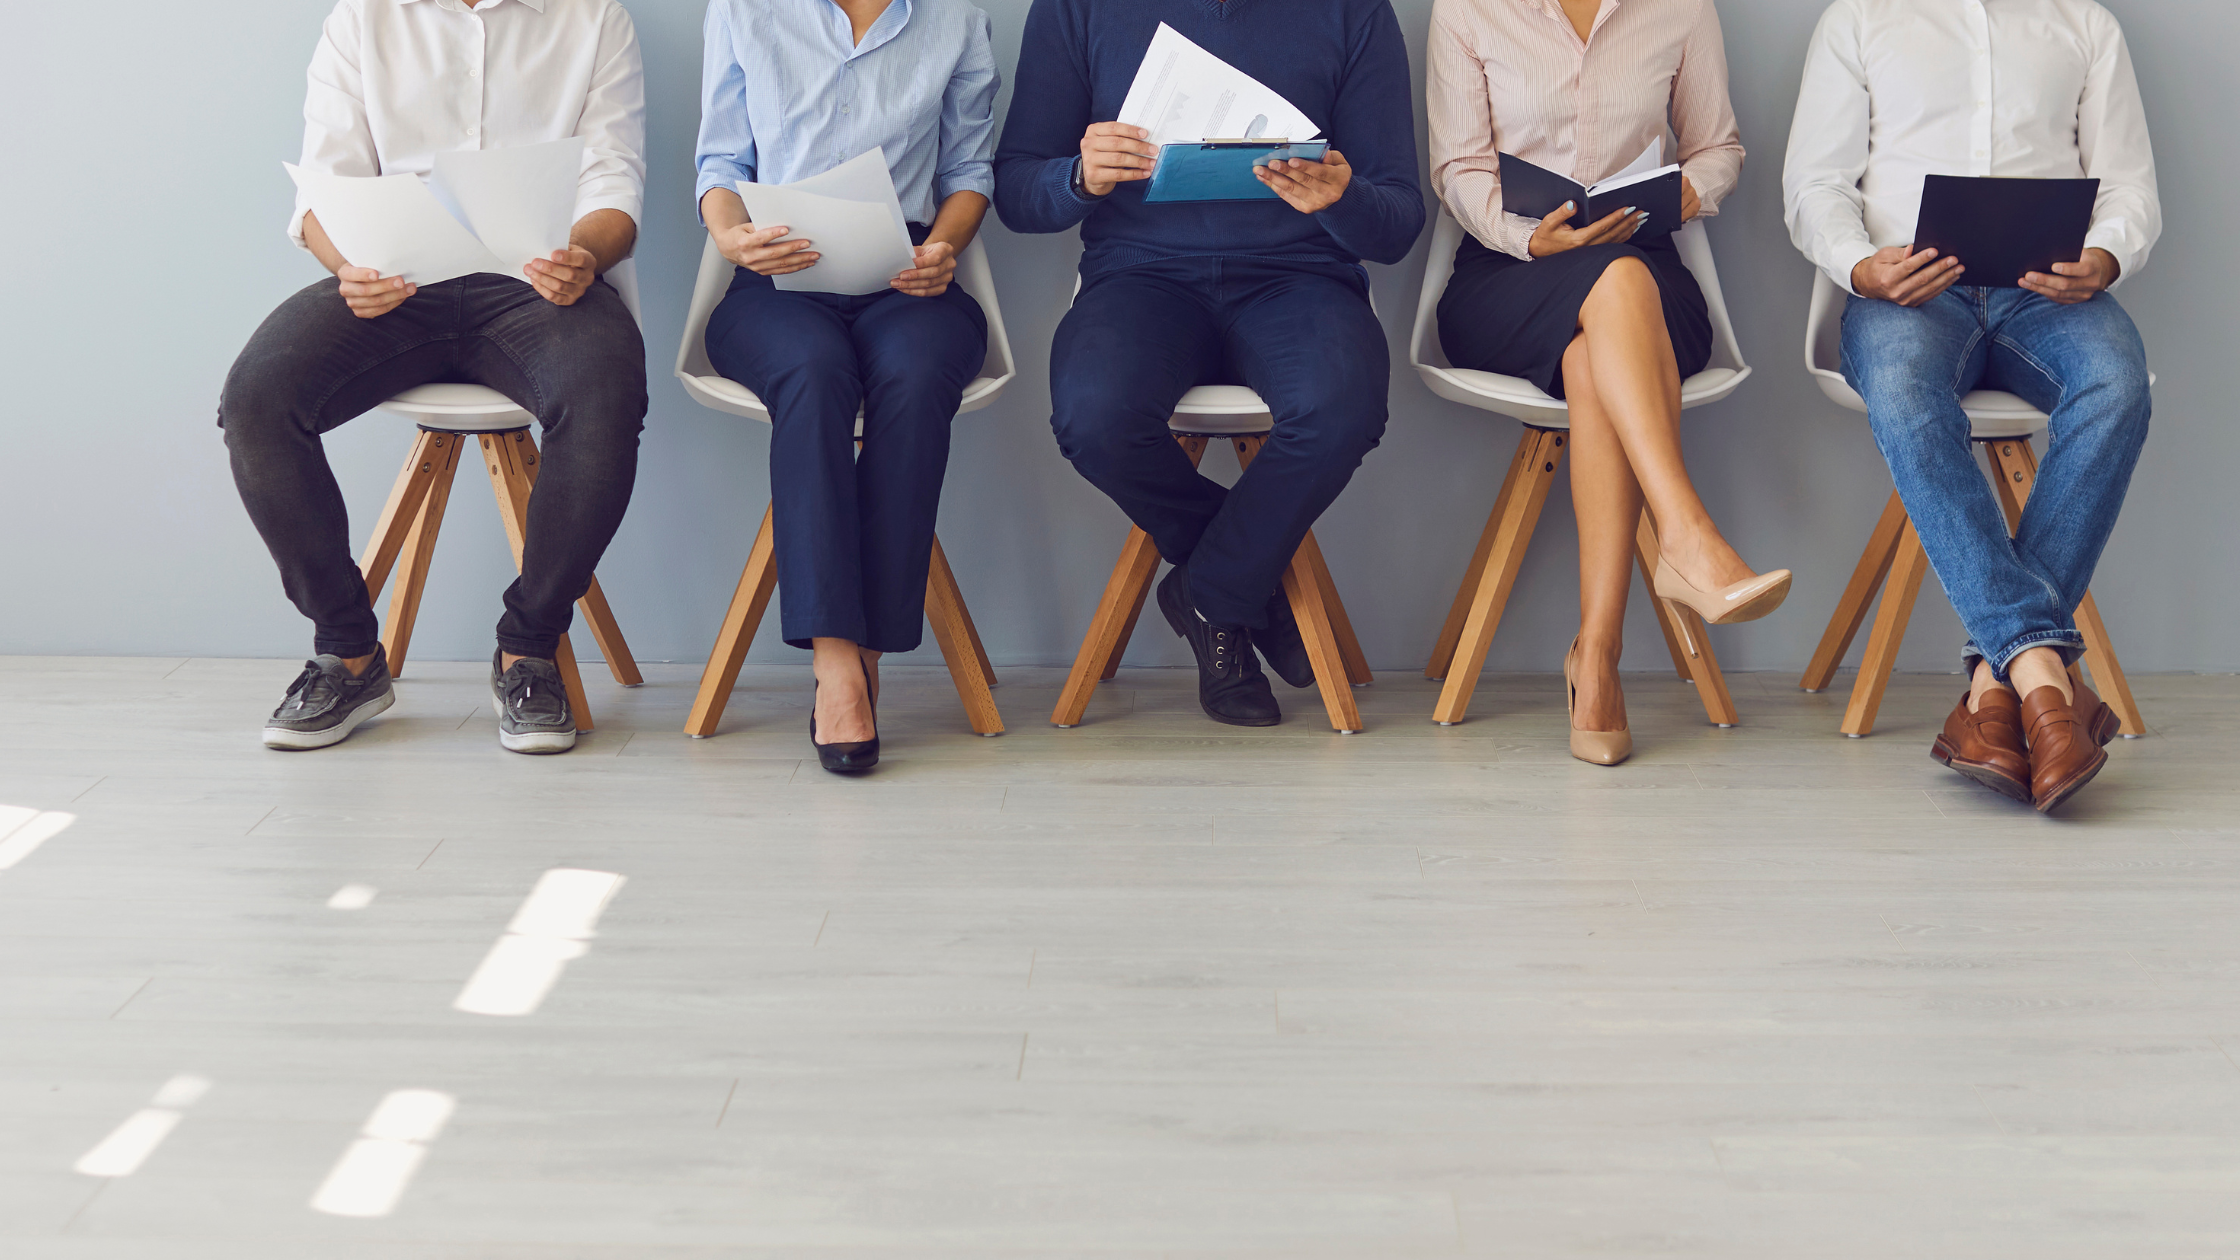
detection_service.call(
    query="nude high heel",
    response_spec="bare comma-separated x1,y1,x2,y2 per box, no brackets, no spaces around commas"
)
1565,636,1632,767
1652,556,1792,625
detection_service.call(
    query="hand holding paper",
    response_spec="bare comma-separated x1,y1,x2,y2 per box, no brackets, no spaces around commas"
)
731,149,917,296
286,136,584,288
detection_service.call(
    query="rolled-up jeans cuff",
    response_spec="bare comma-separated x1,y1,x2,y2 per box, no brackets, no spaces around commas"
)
1965,633,2086,683
313,636,382,660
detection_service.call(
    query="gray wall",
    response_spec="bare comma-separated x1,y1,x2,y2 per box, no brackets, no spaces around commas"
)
3,0,2231,678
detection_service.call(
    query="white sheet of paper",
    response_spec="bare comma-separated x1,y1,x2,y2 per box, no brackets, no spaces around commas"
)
734,149,918,295
286,163,507,285
431,136,583,274
1117,22,1321,148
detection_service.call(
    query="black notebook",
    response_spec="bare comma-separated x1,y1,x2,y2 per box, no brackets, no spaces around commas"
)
1911,175,2100,288
1498,143,1684,239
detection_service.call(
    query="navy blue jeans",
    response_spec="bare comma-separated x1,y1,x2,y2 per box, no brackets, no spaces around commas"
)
706,266,986,653
1841,286,2150,679
220,273,646,659
1050,256,1388,628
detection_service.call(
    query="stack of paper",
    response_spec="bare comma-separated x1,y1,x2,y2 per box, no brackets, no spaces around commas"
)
286,136,583,285
1118,23,1321,147
733,149,918,296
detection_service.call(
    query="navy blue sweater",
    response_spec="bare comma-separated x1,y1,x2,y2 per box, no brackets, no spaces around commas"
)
993,0,1423,278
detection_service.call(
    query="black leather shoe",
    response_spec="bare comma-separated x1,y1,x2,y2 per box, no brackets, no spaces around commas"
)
1255,589,1316,689
1157,565,1281,727
811,661,879,774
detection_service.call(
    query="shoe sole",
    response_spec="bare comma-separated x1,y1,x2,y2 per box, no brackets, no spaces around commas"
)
2034,747,2110,814
263,689,395,751
1698,575,1793,626
490,697,578,754
1929,736,2031,803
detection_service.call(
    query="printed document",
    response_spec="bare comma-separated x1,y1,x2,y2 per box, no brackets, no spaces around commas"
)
1118,23,1321,148
734,148,919,296
286,136,583,285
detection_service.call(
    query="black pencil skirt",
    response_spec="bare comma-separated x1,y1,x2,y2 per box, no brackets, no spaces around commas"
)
1435,231,1712,401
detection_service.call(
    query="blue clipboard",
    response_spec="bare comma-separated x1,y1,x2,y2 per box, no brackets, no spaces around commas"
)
1142,141,1329,204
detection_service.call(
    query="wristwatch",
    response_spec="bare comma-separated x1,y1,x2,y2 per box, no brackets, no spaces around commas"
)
1070,157,1109,202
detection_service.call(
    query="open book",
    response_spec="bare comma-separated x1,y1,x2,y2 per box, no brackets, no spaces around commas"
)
1497,140,1684,239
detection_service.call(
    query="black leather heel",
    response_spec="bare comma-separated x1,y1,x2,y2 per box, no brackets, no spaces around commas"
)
810,658,879,774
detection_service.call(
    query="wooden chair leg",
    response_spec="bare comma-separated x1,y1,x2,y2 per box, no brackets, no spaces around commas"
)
1801,490,1909,693
1279,544,1365,733
1053,526,1163,727
1300,532,1372,687
1985,438,2146,736
380,431,465,679
1840,519,1930,737
1427,430,1539,681
481,431,594,731
1634,510,1739,727
925,536,1004,736
684,504,779,738
929,536,998,690
359,430,448,603
1431,428,1566,725
511,430,643,687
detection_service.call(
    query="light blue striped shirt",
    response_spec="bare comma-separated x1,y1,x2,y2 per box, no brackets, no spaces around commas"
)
695,0,999,226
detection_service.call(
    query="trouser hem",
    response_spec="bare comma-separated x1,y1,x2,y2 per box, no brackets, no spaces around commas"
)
495,636,560,660
1965,633,2086,682
313,636,382,660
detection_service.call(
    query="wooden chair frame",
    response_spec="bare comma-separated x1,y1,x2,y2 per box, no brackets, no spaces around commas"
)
1800,435,2146,738
356,425,642,732
1052,432,1374,734
682,504,1002,739
1421,424,1740,727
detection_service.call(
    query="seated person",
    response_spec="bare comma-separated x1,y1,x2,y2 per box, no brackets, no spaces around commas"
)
221,0,648,756
1784,0,2158,813
993,0,1422,727
1428,0,1790,768
696,0,998,773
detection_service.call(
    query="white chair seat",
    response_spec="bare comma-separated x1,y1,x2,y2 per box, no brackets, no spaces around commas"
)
678,370,1012,435
1416,364,1745,430
375,260,645,431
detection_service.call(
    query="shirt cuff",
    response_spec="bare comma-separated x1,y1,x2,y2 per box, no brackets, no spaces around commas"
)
937,171,997,204
2082,225,2137,289
288,204,313,251
1496,212,1538,261
1826,239,1879,297
572,191,642,232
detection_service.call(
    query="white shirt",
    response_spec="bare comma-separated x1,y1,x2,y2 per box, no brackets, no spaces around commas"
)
292,0,646,248
1782,0,2159,294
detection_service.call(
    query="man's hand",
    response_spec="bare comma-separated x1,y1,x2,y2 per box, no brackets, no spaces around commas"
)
716,222,820,276
2021,248,2119,304
1528,202,1644,258
1680,175,1701,223
893,241,957,297
337,265,415,319
1079,122,1156,197
525,246,599,306
1255,149,1353,215
1851,245,1965,307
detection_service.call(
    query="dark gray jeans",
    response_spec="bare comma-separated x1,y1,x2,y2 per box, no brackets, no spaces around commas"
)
220,273,646,659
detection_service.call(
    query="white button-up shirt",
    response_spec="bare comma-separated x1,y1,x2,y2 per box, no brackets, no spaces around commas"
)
1782,0,2159,293
292,0,646,248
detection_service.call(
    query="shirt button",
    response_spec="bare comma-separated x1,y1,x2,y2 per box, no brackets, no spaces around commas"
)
841,106,850,115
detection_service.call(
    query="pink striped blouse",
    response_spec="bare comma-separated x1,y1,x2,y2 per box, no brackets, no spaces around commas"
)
1428,0,1745,260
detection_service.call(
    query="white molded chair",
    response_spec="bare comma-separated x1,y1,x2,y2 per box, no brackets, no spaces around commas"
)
355,259,645,732
1796,270,2145,738
1408,209,1751,727
674,236,1014,738
1048,292,1376,735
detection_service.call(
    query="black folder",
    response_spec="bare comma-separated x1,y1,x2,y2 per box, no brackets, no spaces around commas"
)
1911,175,2100,288
1498,152,1684,239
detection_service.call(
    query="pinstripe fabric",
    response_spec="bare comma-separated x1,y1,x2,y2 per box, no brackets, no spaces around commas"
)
1427,0,1744,260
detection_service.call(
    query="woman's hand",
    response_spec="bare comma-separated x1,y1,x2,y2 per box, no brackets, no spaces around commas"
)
716,222,819,276
893,241,957,297
1680,175,1701,223
336,266,415,319
1527,202,1645,259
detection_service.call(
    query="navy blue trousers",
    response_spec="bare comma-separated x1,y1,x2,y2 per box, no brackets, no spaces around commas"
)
1050,256,1388,628
706,266,986,653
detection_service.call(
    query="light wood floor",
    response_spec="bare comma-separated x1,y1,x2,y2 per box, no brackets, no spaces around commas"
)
2,655,2236,1257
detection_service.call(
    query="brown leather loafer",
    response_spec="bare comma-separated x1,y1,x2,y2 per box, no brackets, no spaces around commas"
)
2020,686,2110,814
1930,689,2031,802
2071,679,2123,747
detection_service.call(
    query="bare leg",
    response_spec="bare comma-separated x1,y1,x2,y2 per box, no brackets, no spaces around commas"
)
812,637,877,743
1561,334,1636,734
1575,257,1755,590
1968,646,2072,712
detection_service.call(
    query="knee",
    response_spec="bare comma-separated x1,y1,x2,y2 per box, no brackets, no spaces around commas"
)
1582,253,1658,315
2071,353,2153,431
217,349,313,447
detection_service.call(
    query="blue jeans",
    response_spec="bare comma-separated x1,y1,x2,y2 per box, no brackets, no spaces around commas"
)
705,264,986,654
1841,287,2150,680
1049,256,1388,627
